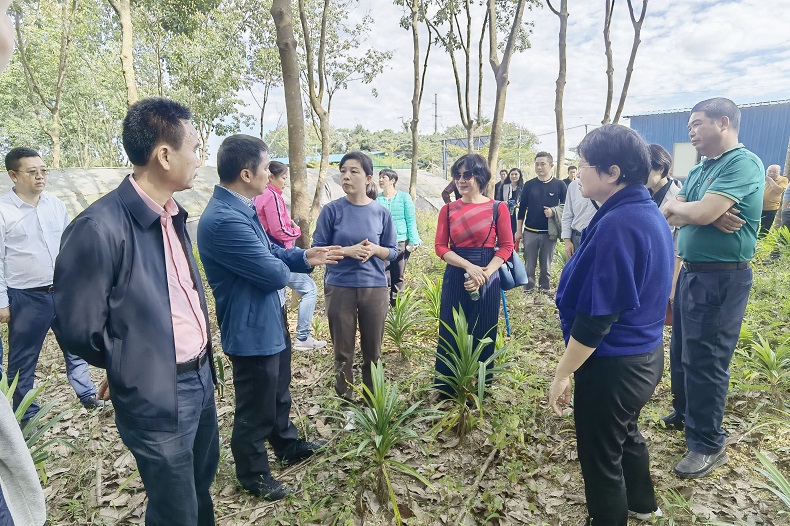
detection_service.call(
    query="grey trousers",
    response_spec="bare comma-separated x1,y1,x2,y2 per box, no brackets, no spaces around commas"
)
522,231,557,291
325,284,389,401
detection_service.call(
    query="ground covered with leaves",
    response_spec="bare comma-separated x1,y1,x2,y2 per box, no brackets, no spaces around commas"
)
22,213,790,525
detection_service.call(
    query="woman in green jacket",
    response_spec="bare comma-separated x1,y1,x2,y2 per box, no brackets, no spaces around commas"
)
377,169,423,305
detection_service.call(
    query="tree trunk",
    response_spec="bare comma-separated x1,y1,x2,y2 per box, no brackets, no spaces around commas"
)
271,0,310,248
548,0,568,178
408,0,421,202
601,0,615,125
613,0,649,124
51,109,62,169
310,111,331,223
487,0,527,196
108,0,138,107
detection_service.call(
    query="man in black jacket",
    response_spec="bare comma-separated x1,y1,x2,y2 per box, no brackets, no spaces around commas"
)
53,98,219,526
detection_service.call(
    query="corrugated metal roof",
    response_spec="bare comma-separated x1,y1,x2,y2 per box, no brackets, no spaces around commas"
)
629,101,790,168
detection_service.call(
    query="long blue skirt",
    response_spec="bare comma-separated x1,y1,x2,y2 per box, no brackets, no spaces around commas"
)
434,246,500,396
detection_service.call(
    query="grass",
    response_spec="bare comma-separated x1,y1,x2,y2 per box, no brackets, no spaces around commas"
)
23,210,790,525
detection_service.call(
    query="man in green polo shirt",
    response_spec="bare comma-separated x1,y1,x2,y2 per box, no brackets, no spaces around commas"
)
660,97,764,479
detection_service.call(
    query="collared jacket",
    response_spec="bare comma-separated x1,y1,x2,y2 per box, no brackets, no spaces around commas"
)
197,186,312,357
254,184,301,249
52,176,214,433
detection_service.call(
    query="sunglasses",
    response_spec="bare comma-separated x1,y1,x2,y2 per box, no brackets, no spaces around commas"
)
452,170,475,180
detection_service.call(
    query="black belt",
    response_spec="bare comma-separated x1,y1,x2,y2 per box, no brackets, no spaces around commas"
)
24,285,54,293
682,261,749,272
176,348,209,374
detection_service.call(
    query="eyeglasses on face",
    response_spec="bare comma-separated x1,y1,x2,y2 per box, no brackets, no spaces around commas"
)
13,168,49,177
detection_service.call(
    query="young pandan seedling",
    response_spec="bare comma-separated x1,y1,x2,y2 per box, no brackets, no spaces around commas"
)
330,361,437,525
434,306,513,443
384,287,429,359
1,372,74,480
420,274,443,323
736,333,790,408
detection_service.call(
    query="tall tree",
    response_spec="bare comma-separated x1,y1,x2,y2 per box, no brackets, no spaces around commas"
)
242,0,282,139
427,0,488,153
13,0,80,169
601,0,649,124
546,0,568,179
271,0,310,247
612,0,648,123
601,0,615,124
107,0,138,106
298,0,392,222
487,0,532,192
398,0,433,201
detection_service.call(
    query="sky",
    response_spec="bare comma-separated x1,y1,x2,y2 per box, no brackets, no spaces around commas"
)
221,0,790,166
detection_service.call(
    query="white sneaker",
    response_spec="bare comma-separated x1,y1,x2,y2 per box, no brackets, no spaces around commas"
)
293,335,327,350
343,410,356,431
629,508,663,521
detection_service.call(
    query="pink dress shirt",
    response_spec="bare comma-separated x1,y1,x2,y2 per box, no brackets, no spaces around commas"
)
130,176,207,363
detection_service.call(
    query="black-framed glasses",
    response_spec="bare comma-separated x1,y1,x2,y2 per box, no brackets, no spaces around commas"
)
452,170,475,180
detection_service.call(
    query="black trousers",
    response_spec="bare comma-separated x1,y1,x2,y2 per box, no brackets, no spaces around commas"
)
760,209,778,237
385,241,411,305
228,311,298,492
574,345,663,526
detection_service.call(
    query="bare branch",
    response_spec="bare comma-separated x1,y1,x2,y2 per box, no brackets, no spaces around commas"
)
546,0,560,16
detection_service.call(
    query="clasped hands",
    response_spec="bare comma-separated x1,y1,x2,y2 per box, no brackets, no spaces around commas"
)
463,264,492,291
344,239,383,263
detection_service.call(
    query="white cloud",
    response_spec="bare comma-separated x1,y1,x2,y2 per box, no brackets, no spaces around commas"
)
237,0,790,160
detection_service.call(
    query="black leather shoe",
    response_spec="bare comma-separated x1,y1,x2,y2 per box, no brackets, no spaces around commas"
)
656,410,685,430
81,396,107,410
674,449,728,479
278,439,327,465
248,474,290,501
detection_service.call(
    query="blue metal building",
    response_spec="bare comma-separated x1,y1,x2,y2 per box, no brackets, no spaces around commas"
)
629,100,790,171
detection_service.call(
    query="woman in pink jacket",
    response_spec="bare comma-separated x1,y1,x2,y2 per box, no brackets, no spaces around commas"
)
254,161,326,350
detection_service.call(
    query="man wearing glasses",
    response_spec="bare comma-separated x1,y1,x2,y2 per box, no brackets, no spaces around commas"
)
0,148,101,427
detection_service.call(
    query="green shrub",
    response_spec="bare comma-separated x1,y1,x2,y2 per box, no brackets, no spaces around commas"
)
384,287,429,359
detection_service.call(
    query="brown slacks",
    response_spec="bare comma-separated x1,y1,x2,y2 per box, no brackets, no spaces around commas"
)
325,284,389,400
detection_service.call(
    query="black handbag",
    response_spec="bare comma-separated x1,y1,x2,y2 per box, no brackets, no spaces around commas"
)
493,201,528,290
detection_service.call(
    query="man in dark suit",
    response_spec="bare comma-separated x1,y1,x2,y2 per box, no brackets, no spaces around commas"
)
53,98,218,526
197,134,342,501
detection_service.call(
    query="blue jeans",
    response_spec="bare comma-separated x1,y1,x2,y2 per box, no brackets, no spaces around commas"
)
0,486,10,526
3,289,96,421
287,272,317,340
115,361,219,526
670,267,752,454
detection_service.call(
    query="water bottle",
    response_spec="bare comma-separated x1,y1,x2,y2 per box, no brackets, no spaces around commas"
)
464,273,480,301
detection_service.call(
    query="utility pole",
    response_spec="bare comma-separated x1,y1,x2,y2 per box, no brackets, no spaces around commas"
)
434,93,438,135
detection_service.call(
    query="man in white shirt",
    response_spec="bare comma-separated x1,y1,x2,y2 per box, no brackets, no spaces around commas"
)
1,147,100,426
561,178,598,259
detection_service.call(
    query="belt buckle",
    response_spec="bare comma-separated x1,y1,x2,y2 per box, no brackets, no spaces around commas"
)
47,285,54,293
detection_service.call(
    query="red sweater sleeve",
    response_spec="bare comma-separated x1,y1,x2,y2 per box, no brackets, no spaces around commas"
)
434,204,451,259
495,201,515,260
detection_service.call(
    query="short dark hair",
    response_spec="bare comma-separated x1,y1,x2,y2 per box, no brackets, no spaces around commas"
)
577,124,650,186
216,134,269,183
268,161,288,178
379,168,398,183
451,154,491,191
4,147,41,171
691,97,740,132
567,165,578,172
122,98,192,166
649,144,672,178
340,151,373,176
535,151,554,164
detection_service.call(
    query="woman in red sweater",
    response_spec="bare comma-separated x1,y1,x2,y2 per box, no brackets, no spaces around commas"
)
434,154,514,398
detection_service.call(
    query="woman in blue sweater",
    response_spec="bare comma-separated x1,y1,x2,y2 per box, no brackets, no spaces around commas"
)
313,152,398,403
376,169,422,305
548,125,674,525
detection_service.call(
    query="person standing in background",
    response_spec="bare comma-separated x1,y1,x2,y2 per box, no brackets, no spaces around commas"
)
377,169,422,306
760,164,787,236
494,169,508,201
564,165,577,187
254,161,326,350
